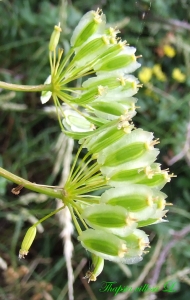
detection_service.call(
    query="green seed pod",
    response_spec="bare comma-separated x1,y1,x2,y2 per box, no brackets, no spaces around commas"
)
62,128,94,140
118,229,150,257
107,166,148,186
83,121,126,153
19,226,36,259
103,141,148,166
78,229,143,264
84,254,104,282
108,163,173,191
82,73,139,95
82,203,137,236
98,129,159,177
73,86,100,105
137,169,172,190
72,36,110,67
137,209,168,227
88,95,137,121
121,229,149,250
62,109,95,133
70,9,106,48
90,101,127,119
82,73,123,90
101,184,167,212
49,24,62,52
92,92,137,107
97,39,126,60
94,46,141,74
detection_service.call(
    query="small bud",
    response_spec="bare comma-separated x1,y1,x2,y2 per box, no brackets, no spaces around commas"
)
19,226,36,259
84,254,104,282
49,23,62,52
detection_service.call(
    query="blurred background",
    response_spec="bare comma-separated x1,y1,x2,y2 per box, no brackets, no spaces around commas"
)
0,0,190,299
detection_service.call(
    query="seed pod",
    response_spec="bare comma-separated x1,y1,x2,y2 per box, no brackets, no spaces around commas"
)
83,121,126,153
19,226,36,259
137,210,168,227
89,95,137,121
62,110,95,133
82,73,139,93
82,203,137,236
119,229,150,257
94,46,141,74
101,184,167,212
121,229,149,250
98,129,159,177
70,9,106,48
72,36,110,67
84,254,104,282
49,24,62,52
78,229,143,264
137,169,172,190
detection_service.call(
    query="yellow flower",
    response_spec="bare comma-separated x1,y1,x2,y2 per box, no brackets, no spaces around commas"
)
172,68,186,83
163,44,176,58
152,64,167,82
138,67,153,83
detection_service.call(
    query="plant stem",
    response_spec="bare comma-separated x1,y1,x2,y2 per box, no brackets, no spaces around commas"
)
0,81,52,92
0,167,65,199
33,205,65,227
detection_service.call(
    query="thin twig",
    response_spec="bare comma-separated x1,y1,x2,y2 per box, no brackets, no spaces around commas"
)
166,122,190,166
148,225,190,286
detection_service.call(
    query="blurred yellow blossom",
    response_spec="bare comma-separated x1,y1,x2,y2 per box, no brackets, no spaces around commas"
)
172,68,186,83
163,44,176,58
138,67,153,83
152,64,167,82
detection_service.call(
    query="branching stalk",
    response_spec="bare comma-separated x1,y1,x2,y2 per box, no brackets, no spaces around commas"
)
0,167,65,199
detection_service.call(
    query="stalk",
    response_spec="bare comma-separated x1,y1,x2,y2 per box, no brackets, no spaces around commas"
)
0,81,52,93
0,167,65,200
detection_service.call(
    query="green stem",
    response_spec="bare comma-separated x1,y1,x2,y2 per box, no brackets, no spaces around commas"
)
68,204,82,235
0,81,52,93
0,167,65,199
73,206,88,230
66,143,83,184
33,205,65,227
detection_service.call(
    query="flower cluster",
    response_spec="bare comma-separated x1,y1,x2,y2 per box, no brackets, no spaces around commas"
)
138,43,186,84
172,68,186,83
138,64,167,84
21,9,173,282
